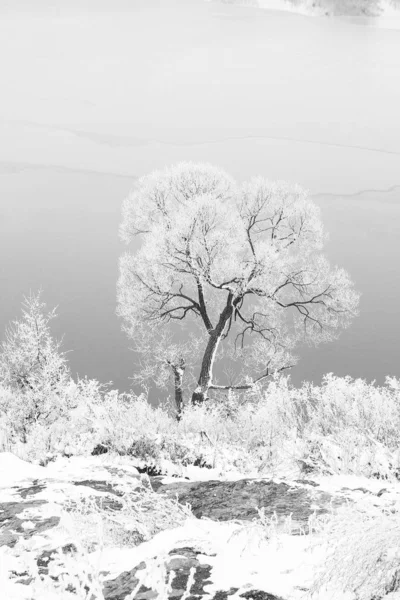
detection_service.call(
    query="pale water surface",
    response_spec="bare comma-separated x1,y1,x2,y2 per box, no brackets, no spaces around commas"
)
1,0,399,391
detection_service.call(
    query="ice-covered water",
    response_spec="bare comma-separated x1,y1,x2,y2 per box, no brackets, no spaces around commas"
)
1,0,400,391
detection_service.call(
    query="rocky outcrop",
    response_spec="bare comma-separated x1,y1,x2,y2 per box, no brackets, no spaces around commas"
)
102,546,286,600
103,547,214,600
154,477,347,532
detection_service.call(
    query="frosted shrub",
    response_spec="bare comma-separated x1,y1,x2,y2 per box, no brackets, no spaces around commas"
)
311,507,400,600
302,374,400,478
309,374,400,445
181,378,312,475
0,381,78,449
178,375,400,478
6,363,400,479
24,384,198,468
15,418,101,465
91,393,176,455
237,379,309,474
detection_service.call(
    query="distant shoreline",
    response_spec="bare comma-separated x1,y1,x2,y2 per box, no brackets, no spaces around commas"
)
284,0,400,17
210,0,400,17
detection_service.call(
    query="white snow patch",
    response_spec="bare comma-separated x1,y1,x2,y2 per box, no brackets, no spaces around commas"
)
20,521,36,530
0,452,46,488
44,455,140,482
179,465,225,481
314,473,400,495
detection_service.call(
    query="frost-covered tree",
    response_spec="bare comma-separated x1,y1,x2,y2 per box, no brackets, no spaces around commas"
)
118,162,360,408
0,292,71,434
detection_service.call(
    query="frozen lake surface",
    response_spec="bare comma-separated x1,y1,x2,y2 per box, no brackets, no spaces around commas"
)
1,0,400,391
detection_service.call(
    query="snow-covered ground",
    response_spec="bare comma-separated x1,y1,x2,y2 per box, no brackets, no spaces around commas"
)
2,452,400,599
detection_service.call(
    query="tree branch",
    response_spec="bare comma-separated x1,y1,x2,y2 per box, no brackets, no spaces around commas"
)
208,364,294,391
196,277,214,332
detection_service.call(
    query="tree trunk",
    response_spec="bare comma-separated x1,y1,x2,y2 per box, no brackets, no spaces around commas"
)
191,297,234,405
171,360,185,420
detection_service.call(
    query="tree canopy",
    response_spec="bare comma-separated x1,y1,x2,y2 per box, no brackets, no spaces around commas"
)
118,162,360,411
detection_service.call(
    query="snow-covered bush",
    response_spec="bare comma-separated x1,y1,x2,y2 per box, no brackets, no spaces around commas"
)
311,506,400,599
300,374,400,478
10,384,202,470
178,374,400,478
4,351,400,480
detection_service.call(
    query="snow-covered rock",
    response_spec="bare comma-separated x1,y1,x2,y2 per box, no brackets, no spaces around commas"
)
2,454,400,599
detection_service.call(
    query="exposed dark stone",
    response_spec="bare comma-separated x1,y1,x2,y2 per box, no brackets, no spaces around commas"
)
169,546,216,558
0,499,59,547
294,479,319,487
16,480,47,499
135,465,163,476
240,591,285,600
103,547,214,600
341,487,370,495
134,588,157,600
0,499,47,525
103,561,146,600
37,543,78,576
193,457,212,469
372,471,390,481
168,547,213,598
148,476,167,492
211,589,239,600
102,546,285,600
10,571,33,586
92,444,109,456
156,479,347,530
73,480,124,497
187,563,212,597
